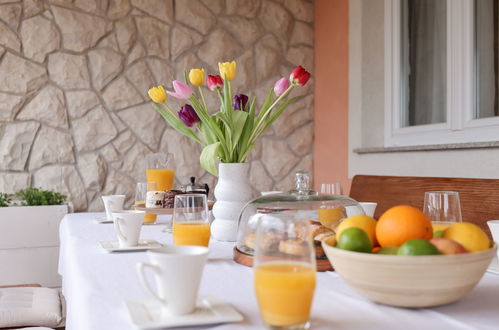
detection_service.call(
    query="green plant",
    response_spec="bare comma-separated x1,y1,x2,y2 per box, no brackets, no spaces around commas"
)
15,188,66,206
0,193,10,207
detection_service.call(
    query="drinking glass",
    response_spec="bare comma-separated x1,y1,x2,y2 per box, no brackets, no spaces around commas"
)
172,194,211,247
423,191,463,232
145,152,175,191
254,212,316,330
320,182,343,195
134,182,157,224
145,153,174,224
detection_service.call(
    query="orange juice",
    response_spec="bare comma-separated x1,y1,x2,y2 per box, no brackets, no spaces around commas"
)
173,222,211,247
318,207,344,229
433,221,454,233
146,169,174,191
255,263,316,327
145,169,174,223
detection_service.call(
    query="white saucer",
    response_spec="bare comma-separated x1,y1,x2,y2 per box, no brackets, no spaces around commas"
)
95,216,113,224
100,239,162,252
487,256,499,275
125,296,243,329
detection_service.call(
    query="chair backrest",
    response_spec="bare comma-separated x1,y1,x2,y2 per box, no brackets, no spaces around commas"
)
349,175,499,237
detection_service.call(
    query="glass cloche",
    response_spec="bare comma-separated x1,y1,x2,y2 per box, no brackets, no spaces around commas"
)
234,172,365,267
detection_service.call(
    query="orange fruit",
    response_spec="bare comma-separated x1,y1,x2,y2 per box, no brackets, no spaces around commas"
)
376,205,433,247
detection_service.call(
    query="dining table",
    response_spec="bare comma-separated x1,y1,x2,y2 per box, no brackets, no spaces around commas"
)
59,212,499,330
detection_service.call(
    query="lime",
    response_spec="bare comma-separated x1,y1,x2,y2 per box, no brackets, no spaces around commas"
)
376,246,399,255
337,227,372,253
397,239,440,256
336,215,378,245
433,230,444,238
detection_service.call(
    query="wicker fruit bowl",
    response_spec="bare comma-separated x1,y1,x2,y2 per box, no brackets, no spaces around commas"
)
322,241,497,308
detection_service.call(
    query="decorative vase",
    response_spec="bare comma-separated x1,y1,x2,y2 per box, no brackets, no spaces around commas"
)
211,163,253,242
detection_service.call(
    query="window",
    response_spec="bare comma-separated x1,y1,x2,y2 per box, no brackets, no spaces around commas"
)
385,0,499,147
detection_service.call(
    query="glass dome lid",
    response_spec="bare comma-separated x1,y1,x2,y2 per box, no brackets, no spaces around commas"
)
235,172,365,256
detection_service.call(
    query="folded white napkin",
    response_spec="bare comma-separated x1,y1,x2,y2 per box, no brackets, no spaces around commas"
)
0,287,62,328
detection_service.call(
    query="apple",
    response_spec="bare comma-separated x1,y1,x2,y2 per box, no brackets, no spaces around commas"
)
429,238,467,255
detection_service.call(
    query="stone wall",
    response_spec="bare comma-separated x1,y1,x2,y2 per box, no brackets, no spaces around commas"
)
0,0,314,211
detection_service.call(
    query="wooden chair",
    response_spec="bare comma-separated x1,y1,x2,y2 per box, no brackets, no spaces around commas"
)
349,175,499,237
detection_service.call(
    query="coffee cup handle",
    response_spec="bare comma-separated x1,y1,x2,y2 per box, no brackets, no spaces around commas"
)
136,262,166,305
104,200,114,219
114,217,127,244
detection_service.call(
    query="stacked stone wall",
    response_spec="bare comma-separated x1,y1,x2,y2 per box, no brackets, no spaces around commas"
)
0,0,314,210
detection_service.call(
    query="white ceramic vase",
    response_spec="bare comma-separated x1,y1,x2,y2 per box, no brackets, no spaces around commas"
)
211,163,253,241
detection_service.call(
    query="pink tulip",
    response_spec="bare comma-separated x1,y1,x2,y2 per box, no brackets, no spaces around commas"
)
274,77,290,96
167,80,193,99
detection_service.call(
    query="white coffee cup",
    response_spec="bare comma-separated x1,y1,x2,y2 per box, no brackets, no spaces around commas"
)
346,202,378,218
136,246,209,316
487,220,499,258
102,195,125,220
112,210,145,247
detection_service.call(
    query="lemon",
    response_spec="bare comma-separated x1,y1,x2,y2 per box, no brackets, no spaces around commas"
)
337,227,372,253
336,214,377,245
443,222,490,252
397,239,440,256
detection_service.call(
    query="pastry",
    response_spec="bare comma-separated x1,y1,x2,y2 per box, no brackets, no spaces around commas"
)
244,233,280,252
279,239,308,256
163,190,185,208
146,191,165,208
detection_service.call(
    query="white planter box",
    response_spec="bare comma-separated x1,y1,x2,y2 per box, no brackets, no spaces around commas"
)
0,205,68,287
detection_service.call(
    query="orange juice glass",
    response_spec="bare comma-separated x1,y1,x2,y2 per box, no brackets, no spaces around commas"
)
318,207,344,229
146,169,174,191
254,211,316,329
172,194,210,247
145,169,174,223
255,263,316,328
173,222,211,247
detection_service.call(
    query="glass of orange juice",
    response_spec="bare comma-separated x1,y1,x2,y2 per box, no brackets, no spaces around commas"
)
423,191,463,233
172,194,210,247
254,212,316,330
145,153,175,224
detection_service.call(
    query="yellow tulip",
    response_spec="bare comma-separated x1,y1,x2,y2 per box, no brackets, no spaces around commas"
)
148,85,167,103
218,61,236,81
189,68,205,86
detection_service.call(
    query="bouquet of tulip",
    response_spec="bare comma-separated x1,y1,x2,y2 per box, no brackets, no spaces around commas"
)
148,61,310,176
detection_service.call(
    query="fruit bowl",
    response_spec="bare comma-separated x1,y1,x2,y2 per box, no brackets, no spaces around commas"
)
322,241,497,308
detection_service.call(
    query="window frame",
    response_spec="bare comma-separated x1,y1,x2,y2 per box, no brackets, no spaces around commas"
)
384,0,499,147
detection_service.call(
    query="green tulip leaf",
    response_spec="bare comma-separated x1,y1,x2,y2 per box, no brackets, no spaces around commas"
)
231,110,249,151
200,142,220,176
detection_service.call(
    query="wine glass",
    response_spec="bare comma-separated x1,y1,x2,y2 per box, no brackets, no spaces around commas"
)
254,211,316,330
172,194,211,247
423,191,462,233
134,182,157,224
320,182,343,195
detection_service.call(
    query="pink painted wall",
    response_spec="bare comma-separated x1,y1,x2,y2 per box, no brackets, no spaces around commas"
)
313,0,351,193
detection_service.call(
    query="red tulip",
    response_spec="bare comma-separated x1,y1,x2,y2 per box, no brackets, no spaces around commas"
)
289,65,311,86
207,75,223,91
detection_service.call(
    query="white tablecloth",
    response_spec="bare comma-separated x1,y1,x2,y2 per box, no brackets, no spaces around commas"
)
59,213,499,330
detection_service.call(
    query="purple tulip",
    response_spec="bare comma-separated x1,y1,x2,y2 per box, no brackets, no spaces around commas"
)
167,80,193,99
274,77,290,96
178,104,200,127
233,94,249,110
